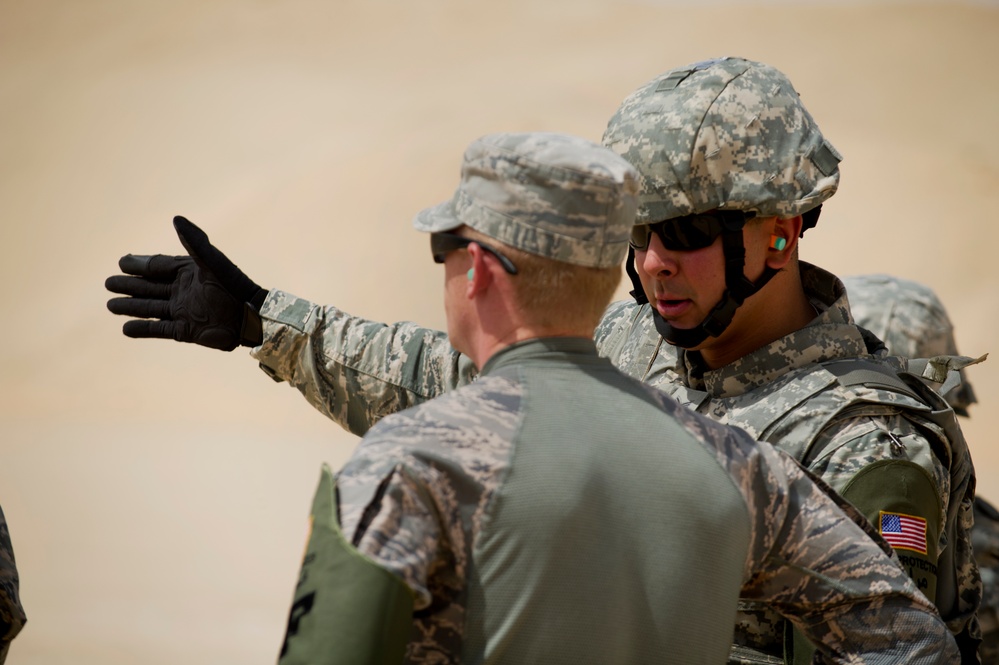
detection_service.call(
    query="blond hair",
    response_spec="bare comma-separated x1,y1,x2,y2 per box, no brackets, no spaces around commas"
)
462,228,622,332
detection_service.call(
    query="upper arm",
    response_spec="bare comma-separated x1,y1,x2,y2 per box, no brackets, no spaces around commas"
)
743,449,957,663
807,415,948,603
337,460,451,610
252,289,476,435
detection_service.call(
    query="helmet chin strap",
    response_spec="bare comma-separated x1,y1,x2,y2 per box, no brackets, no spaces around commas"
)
625,245,649,305
628,229,779,349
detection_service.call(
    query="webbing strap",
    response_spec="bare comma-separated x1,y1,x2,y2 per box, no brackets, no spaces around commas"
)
656,70,692,91
823,359,920,400
810,140,841,177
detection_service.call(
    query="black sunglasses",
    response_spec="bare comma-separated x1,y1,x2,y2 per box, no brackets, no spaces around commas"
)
430,232,519,275
629,211,754,252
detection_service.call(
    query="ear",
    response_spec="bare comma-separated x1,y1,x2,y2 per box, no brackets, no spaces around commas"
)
465,243,494,298
765,215,803,270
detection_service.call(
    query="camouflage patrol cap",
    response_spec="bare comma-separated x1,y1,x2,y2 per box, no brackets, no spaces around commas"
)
844,274,977,415
602,57,843,224
413,131,639,268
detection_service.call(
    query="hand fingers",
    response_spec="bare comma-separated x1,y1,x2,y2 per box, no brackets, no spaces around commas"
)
121,319,180,340
104,274,173,299
173,216,214,266
117,254,191,279
173,216,258,301
107,296,171,320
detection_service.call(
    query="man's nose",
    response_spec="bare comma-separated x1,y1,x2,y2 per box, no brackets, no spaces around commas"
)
639,232,678,278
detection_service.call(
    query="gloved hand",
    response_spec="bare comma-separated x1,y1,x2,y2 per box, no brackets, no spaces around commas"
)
105,216,268,351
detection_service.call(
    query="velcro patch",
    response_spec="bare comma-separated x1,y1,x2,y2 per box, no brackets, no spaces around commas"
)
810,141,842,176
879,511,928,555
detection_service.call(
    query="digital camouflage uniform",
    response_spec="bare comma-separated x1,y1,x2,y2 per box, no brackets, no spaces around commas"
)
276,131,959,664
0,505,25,664
845,274,995,663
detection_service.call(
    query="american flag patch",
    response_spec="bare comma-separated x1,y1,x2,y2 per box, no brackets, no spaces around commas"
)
879,511,928,555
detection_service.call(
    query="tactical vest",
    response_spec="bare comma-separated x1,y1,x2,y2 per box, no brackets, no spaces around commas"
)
663,357,944,460
663,354,980,664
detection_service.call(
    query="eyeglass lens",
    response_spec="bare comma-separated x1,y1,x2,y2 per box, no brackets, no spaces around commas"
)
629,214,724,252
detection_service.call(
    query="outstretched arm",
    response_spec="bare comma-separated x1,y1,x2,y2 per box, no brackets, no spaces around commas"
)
252,290,476,435
106,217,476,435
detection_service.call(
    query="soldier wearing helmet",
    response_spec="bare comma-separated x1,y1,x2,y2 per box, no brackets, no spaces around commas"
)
595,58,979,662
106,58,981,663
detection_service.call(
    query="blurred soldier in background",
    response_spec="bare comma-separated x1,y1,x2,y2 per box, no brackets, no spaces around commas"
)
845,273,995,664
106,58,982,662
0,505,25,664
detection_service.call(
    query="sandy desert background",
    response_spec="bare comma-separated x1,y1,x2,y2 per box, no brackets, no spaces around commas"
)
2,0,998,662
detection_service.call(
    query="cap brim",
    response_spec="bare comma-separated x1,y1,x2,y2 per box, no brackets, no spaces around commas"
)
412,199,463,233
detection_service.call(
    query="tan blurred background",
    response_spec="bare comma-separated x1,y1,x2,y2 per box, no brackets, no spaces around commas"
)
1,0,997,662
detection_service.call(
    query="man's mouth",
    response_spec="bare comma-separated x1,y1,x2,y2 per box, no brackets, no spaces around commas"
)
654,297,692,318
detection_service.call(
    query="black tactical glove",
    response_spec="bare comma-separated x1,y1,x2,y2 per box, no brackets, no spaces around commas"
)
105,216,268,351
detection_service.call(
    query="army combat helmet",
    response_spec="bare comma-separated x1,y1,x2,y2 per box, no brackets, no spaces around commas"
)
602,57,843,348
843,274,978,417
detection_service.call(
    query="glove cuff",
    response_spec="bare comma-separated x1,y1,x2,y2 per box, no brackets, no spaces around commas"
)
240,303,264,347
249,286,268,312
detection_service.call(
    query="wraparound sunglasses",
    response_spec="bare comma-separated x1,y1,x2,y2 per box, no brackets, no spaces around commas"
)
629,211,754,252
430,232,519,275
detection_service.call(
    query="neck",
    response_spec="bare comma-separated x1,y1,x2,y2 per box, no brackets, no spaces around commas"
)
696,261,815,370
469,325,594,369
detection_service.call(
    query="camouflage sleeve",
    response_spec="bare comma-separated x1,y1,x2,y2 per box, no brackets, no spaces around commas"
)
337,461,445,611
737,441,960,663
250,290,478,435
806,413,981,645
334,450,470,664
0,505,26,661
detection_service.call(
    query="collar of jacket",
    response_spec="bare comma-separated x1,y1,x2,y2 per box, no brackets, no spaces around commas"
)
674,263,868,399
480,337,602,376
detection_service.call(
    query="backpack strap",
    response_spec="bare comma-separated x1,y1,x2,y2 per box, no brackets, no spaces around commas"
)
822,358,920,400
